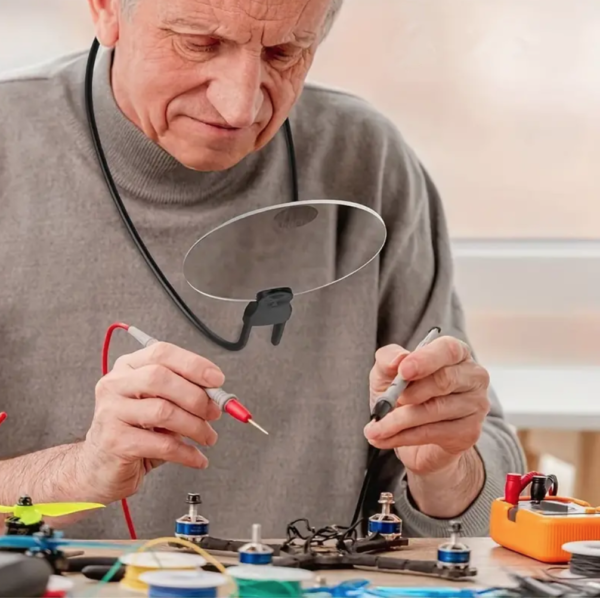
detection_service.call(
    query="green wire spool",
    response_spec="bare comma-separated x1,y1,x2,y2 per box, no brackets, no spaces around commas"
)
227,565,313,598
234,578,302,597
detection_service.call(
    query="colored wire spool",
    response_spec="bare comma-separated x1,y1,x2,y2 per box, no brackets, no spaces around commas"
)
88,537,231,598
139,570,228,598
562,541,600,578
228,565,313,598
119,551,206,592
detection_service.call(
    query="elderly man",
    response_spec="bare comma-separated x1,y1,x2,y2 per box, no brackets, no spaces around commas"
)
0,0,524,540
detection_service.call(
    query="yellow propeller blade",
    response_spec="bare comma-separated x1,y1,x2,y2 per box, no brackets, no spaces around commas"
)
34,502,105,517
17,509,43,526
0,506,14,514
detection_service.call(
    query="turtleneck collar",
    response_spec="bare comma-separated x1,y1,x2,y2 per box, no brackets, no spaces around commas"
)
90,47,266,206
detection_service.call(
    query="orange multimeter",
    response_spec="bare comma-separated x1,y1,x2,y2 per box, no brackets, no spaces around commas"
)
490,472,600,563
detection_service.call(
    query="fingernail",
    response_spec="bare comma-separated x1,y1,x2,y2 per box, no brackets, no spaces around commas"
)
401,361,417,379
364,421,379,440
391,350,406,366
196,447,209,469
206,368,225,387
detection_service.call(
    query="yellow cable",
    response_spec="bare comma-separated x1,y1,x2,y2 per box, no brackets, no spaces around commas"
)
136,536,230,576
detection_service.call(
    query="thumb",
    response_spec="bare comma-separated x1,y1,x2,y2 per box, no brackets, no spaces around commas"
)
369,344,410,405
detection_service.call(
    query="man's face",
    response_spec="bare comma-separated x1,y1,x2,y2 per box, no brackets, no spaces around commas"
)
106,0,331,171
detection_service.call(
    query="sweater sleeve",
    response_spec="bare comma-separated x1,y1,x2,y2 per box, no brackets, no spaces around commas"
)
373,134,526,538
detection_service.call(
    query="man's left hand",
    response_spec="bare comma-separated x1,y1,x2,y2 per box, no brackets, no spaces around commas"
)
364,336,491,516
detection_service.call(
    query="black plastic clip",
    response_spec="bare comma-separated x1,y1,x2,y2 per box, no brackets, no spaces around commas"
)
242,288,293,346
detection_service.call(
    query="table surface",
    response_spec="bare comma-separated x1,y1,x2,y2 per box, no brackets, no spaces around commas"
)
68,537,554,596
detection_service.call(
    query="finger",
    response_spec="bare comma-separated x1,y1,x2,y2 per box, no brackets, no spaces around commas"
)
145,430,185,472
99,365,222,421
370,345,410,395
365,393,481,441
399,336,472,381
116,426,209,469
367,414,483,453
108,396,219,447
400,362,489,406
114,341,225,389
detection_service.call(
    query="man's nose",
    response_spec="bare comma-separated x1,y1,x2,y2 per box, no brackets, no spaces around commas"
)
207,51,264,129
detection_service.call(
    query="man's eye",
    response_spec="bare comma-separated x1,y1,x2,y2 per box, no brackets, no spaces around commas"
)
182,38,219,53
267,46,302,61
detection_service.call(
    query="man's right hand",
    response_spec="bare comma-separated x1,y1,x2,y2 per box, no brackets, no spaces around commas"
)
79,341,224,503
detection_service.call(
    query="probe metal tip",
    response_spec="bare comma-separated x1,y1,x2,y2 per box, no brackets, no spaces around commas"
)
248,419,269,435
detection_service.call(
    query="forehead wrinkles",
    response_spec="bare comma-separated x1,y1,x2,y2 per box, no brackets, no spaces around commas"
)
159,0,321,46
223,0,321,46
221,0,307,22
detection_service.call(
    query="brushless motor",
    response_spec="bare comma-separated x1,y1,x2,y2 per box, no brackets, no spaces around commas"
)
437,521,471,569
238,524,274,565
175,493,209,542
368,492,403,539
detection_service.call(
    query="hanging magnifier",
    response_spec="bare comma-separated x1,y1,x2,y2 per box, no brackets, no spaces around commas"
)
183,199,387,350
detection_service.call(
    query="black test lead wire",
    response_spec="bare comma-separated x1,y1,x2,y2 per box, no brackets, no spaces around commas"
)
351,327,442,528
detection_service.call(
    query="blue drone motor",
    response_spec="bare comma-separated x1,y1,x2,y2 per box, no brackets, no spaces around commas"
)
175,493,209,542
238,524,273,565
368,493,403,539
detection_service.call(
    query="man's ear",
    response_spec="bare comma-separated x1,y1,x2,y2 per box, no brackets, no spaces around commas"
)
87,0,121,47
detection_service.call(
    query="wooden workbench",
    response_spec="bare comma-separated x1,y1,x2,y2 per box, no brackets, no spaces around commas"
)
69,537,554,596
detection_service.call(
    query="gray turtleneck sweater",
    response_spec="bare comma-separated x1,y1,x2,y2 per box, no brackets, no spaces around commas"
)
0,49,524,540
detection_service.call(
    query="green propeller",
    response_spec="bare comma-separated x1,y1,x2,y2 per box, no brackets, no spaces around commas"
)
0,495,105,525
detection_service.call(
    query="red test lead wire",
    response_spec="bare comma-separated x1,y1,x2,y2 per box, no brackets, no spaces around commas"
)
101,322,137,540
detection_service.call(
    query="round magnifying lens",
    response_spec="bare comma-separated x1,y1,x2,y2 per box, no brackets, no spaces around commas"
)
183,199,387,303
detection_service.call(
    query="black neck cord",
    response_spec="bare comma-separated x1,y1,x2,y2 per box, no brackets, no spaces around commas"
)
84,38,299,351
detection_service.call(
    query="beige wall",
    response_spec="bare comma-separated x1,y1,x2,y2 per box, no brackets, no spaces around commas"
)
308,0,600,239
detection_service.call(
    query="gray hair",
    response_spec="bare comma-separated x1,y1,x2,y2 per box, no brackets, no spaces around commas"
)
121,0,343,40
321,0,344,41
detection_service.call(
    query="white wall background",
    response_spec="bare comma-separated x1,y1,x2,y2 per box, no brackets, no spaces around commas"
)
1,0,599,368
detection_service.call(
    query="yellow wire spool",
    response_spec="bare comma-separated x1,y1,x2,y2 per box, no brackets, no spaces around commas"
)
119,536,233,594
119,551,205,592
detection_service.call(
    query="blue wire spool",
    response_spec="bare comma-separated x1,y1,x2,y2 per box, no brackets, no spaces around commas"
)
139,570,227,598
